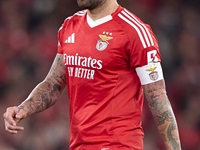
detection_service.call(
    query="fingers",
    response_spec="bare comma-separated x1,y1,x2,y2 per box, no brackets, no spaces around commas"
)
14,113,23,124
3,107,25,134
4,120,24,134
3,107,18,125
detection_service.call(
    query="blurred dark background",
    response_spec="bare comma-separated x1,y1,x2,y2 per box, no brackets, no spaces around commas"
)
0,0,200,149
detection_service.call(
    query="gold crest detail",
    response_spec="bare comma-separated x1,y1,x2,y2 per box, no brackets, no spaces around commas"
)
146,67,157,72
99,35,113,41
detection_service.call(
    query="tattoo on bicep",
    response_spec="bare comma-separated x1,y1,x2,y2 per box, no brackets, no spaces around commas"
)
60,75,66,83
49,57,66,85
50,84,62,96
49,55,64,73
51,73,66,85
146,99,160,110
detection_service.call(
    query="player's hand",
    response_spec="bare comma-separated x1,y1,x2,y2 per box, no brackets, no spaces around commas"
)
3,106,26,134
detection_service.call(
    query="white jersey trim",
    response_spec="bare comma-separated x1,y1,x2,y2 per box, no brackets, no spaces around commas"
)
118,13,147,48
124,9,154,46
136,62,164,85
75,10,87,16
87,14,113,28
76,13,85,16
118,9,154,49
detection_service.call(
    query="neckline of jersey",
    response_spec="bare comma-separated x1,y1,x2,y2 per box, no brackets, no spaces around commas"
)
86,5,122,28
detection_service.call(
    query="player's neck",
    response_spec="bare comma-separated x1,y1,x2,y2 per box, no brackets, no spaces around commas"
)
87,0,119,21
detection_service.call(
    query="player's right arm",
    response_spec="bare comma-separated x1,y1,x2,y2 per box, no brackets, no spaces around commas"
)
3,53,66,134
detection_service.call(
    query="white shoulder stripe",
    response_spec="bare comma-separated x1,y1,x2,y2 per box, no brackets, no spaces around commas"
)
75,10,86,16
77,10,87,14
124,9,154,46
75,13,85,16
118,10,155,48
121,11,151,47
63,16,72,24
58,16,72,32
58,26,63,31
65,16,72,21
118,13,147,48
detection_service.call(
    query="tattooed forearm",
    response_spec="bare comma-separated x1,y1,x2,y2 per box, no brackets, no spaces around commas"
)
156,110,173,126
19,54,66,116
19,82,62,116
143,80,181,150
168,122,180,149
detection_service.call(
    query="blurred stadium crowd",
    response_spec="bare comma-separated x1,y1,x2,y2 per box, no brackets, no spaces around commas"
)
0,0,200,149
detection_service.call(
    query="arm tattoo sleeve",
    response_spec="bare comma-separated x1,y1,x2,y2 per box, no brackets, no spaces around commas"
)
143,80,181,150
19,54,66,116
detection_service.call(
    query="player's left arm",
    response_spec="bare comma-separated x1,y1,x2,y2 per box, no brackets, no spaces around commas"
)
143,79,182,150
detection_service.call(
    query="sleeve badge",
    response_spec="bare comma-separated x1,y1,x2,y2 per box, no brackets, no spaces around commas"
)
146,66,158,81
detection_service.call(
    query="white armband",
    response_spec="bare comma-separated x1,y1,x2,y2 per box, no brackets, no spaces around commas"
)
136,62,164,85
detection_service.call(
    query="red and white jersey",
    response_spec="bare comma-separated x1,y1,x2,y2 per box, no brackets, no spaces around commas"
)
57,6,162,150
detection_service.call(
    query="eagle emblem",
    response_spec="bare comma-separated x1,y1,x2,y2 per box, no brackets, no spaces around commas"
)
146,66,158,81
96,32,113,51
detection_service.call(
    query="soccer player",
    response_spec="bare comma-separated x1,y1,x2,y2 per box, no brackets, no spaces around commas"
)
3,0,182,149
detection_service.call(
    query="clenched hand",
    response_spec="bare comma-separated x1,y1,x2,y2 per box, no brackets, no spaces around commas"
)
3,106,26,134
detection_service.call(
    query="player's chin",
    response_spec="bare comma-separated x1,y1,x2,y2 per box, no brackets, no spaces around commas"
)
77,0,95,10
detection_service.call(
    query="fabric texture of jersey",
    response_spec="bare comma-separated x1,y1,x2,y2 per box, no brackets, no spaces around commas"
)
57,6,161,150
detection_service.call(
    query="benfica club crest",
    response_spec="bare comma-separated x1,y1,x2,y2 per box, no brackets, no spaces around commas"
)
96,32,113,51
146,66,158,81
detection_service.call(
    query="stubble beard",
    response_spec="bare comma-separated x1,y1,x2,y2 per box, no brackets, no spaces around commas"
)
77,0,105,10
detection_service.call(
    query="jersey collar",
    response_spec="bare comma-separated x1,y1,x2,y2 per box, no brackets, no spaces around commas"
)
86,13,113,28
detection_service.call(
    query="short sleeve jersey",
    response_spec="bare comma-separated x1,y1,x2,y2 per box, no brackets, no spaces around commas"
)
58,6,161,150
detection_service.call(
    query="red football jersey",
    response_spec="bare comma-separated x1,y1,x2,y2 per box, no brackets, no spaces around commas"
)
57,6,161,150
